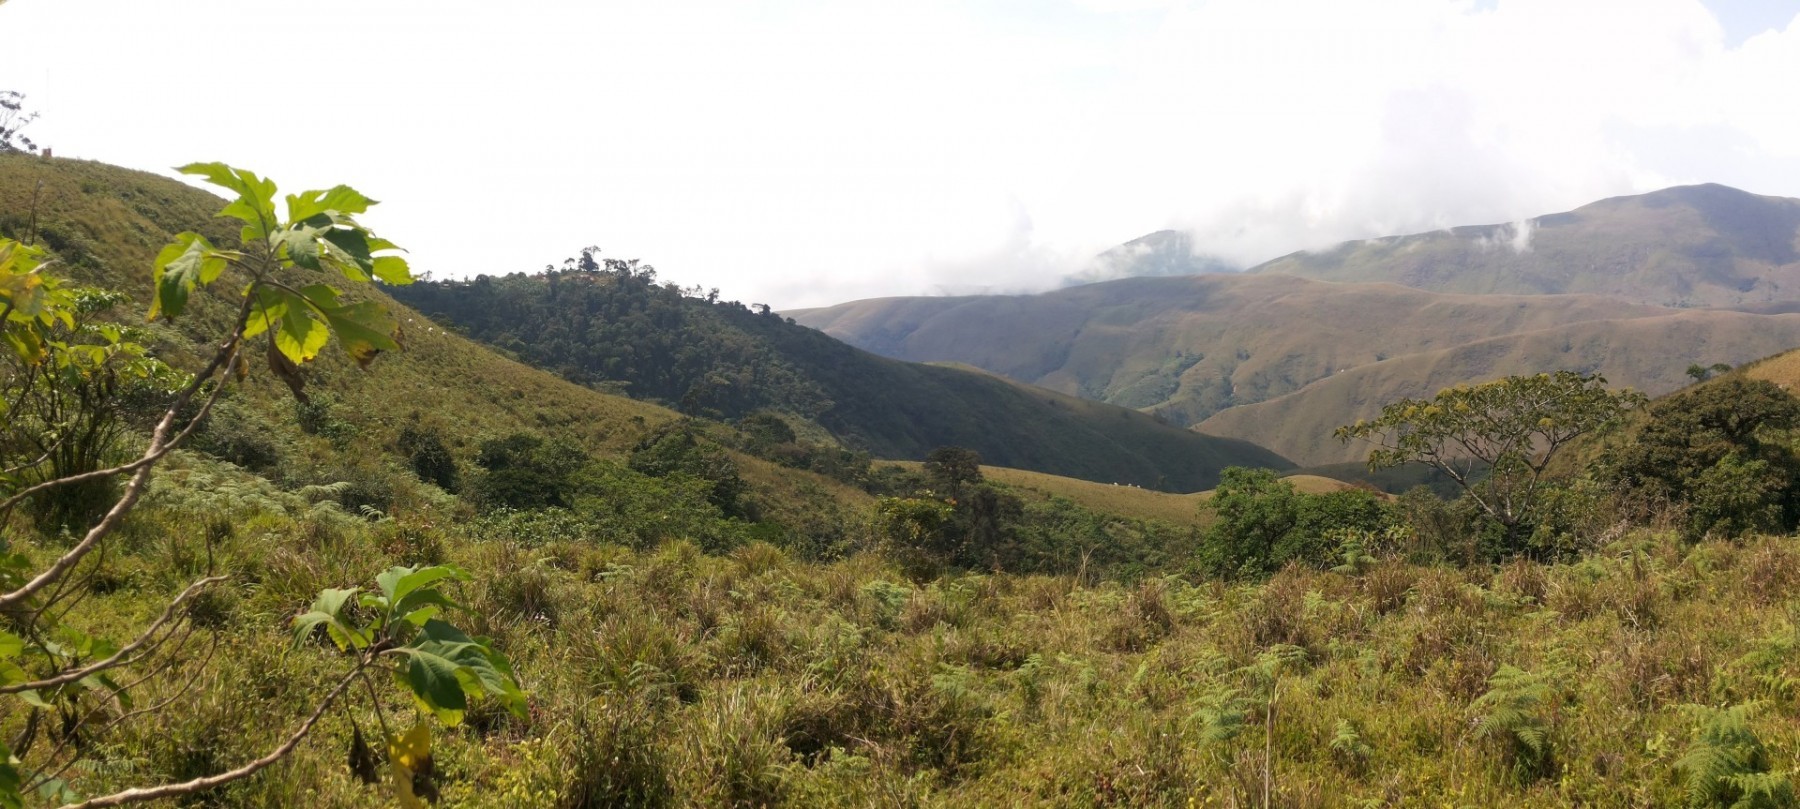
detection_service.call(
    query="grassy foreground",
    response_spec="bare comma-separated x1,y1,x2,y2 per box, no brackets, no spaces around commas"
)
31,449,1800,807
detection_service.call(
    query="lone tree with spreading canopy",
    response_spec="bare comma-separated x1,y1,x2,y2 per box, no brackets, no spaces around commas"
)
1335,371,1642,547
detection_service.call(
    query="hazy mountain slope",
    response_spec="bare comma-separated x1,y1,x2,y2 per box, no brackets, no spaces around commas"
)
791,274,1670,426
1060,229,1236,286
1200,310,1800,465
393,272,1290,492
1248,184,1800,307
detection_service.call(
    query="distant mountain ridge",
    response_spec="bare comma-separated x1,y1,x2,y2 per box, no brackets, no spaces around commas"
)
1248,184,1800,307
790,183,1800,466
1061,230,1237,286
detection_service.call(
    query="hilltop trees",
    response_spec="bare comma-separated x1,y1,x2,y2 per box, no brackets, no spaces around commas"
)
1337,372,1642,554
0,91,38,154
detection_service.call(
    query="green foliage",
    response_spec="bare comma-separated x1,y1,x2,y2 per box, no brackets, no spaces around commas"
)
1601,378,1800,540
1200,467,1394,578
294,564,525,725
1330,719,1373,770
1675,703,1796,809
470,432,587,510
628,420,745,515
389,258,1290,491
1339,371,1642,552
924,446,984,491
1471,665,1557,783
0,91,36,155
396,423,459,492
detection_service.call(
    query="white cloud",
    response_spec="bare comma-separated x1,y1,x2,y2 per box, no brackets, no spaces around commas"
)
2,0,1798,307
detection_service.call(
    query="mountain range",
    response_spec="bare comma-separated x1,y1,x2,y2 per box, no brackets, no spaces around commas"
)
792,184,1800,466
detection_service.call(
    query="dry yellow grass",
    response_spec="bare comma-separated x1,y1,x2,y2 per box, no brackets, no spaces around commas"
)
880,462,1361,528
1743,346,1800,391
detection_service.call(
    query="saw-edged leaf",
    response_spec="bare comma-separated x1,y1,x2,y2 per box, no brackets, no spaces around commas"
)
295,285,400,368
291,587,364,650
394,619,526,725
273,297,330,364
279,222,329,271
148,232,223,321
179,162,278,242
322,228,374,281
370,254,413,285
243,285,289,340
377,564,470,605
286,185,375,223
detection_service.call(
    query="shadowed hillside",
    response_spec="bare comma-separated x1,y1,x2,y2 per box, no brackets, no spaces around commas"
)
392,265,1290,492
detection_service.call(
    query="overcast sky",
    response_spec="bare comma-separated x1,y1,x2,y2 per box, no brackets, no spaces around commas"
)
4,0,1800,308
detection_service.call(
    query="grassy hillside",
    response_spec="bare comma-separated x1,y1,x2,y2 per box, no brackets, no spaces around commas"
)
13,157,1800,808
789,273,1676,428
1201,309,1800,465
392,269,1289,492
1249,183,1800,308
0,153,881,531
788,271,1800,461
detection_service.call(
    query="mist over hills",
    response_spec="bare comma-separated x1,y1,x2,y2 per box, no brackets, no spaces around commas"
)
1247,183,1800,307
791,183,1800,466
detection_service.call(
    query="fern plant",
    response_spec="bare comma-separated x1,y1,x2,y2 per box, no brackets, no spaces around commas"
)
1471,665,1556,783
1330,529,1378,576
1674,703,1796,809
1330,719,1373,772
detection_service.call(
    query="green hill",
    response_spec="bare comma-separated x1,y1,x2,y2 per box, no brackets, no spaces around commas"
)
789,274,1674,427
390,266,1289,492
0,152,881,532
1248,183,1800,308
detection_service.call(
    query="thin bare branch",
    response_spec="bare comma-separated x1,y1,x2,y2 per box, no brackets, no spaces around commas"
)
55,662,362,809
0,576,224,695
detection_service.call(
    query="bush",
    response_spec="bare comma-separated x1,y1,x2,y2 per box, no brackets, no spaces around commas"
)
1200,467,1395,578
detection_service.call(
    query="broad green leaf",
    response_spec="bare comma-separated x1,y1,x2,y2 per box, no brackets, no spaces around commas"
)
392,589,461,628
243,286,289,340
285,185,374,223
292,587,366,650
371,254,413,285
377,564,469,604
148,232,224,321
394,619,525,725
273,293,330,364
322,227,374,281
279,222,330,271
179,162,278,242
297,285,400,367
0,632,22,659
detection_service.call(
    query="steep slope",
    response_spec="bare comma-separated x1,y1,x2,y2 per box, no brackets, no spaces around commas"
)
790,273,1673,426
0,153,879,522
1200,310,1800,465
393,271,1289,491
1248,184,1800,307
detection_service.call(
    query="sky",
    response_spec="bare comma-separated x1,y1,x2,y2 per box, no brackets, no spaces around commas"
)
4,0,1800,308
